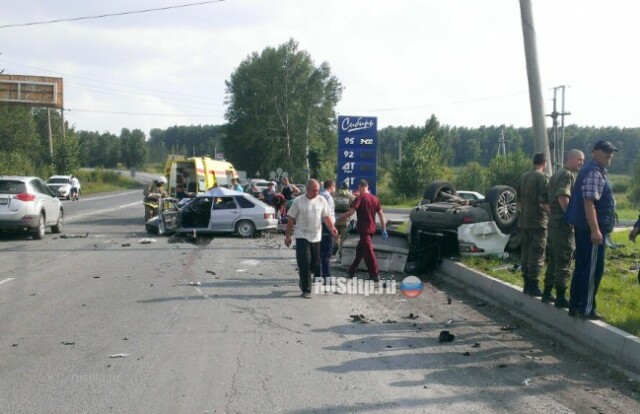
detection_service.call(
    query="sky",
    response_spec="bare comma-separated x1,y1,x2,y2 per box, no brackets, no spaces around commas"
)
1,0,639,136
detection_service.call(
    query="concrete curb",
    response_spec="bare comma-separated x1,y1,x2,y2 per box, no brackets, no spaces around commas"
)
439,259,640,377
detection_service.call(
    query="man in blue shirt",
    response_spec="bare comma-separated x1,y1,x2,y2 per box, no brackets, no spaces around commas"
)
566,140,617,319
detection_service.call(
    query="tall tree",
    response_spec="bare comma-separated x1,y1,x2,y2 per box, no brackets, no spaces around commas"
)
120,128,148,169
392,133,445,198
224,38,343,180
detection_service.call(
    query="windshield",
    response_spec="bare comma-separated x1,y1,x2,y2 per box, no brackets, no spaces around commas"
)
47,178,70,184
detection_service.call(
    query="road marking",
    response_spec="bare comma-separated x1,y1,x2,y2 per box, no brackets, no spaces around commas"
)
66,201,142,222
0,278,15,287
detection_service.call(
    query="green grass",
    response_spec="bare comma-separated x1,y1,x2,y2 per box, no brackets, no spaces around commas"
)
76,169,141,195
461,230,640,337
394,221,409,234
613,191,638,221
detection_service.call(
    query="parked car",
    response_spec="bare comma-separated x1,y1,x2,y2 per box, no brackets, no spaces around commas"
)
0,176,64,239
408,180,518,271
46,175,80,200
146,187,277,237
46,175,71,199
244,179,271,198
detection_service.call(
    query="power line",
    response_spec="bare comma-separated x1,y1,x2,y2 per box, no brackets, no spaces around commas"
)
358,91,527,113
0,0,226,29
0,58,224,102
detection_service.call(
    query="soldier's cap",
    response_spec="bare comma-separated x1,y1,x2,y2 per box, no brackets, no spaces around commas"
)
593,140,618,153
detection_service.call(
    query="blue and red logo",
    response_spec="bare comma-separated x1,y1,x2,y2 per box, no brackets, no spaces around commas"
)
400,276,423,298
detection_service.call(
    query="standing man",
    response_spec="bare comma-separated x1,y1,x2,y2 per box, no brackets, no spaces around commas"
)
261,181,276,206
318,179,336,283
518,152,550,297
337,179,387,282
543,149,585,307
69,175,81,201
280,177,300,201
333,182,356,258
285,179,338,298
566,140,617,319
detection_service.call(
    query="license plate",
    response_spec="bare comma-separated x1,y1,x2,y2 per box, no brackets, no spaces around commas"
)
0,198,8,205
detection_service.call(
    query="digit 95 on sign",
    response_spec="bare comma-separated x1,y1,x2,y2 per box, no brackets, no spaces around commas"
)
337,116,378,195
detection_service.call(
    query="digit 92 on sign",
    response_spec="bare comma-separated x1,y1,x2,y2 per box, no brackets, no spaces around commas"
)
343,150,354,159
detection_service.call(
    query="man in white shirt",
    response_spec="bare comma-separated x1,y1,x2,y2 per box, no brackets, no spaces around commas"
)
69,175,81,201
285,179,338,298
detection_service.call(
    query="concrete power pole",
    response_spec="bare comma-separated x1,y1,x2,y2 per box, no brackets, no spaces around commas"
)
519,0,551,175
547,85,571,173
497,128,507,157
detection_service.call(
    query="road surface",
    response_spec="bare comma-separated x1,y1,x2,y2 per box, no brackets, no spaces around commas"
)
0,191,638,413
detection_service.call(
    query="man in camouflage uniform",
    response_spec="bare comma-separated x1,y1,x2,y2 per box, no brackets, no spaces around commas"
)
542,149,585,307
333,182,356,258
518,152,550,297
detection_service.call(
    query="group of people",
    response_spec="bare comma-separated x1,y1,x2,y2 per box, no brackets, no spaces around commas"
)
284,178,387,299
518,140,619,320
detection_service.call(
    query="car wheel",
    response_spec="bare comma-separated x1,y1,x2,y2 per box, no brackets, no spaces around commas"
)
486,185,518,234
32,213,46,240
145,223,158,235
421,180,456,204
236,220,256,238
51,209,64,234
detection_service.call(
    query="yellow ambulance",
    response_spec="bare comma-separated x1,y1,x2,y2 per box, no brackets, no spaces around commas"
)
164,155,239,196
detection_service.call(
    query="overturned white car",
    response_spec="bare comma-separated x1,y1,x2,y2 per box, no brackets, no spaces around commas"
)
408,180,518,271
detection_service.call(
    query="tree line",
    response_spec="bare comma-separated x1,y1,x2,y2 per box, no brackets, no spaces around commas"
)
1,38,639,202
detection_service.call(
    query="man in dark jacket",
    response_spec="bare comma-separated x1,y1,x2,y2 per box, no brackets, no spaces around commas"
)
566,140,617,319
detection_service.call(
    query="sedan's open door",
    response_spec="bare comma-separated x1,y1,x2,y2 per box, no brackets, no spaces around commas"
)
157,197,181,234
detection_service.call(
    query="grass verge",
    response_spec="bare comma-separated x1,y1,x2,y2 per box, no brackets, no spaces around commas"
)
76,169,141,195
461,230,640,337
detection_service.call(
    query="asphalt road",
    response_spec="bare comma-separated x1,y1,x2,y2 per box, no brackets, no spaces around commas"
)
1,190,639,413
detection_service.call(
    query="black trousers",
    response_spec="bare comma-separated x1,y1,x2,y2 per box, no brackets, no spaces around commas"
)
295,238,321,293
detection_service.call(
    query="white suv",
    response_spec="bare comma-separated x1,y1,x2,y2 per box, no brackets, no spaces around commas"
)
0,176,64,239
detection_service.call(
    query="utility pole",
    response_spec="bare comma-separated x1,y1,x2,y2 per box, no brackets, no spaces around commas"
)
47,108,53,158
519,0,551,175
546,85,571,173
497,128,507,157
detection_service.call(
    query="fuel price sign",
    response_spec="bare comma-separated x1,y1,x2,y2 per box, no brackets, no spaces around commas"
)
337,116,377,194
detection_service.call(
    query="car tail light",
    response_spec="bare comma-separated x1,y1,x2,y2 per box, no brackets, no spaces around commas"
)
264,213,274,219
16,193,36,202
459,243,485,253
462,217,475,223
469,245,485,253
